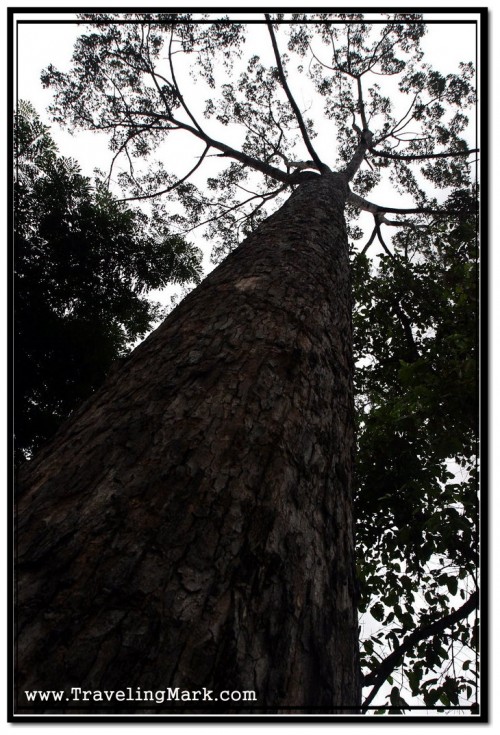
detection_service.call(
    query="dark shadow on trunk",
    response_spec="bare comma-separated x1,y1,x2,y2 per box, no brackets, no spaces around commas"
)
15,172,361,715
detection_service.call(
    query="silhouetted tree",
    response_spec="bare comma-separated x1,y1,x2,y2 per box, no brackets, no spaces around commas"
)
14,13,480,716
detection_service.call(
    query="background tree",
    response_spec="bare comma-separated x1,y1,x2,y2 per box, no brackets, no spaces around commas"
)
353,197,478,711
14,101,202,463
14,12,480,716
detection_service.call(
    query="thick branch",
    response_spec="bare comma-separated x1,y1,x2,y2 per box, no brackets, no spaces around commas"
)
132,110,292,185
342,130,373,182
360,224,377,255
142,30,292,188
348,191,435,217
190,125,292,184
374,219,396,261
265,14,329,174
361,590,479,711
356,77,368,130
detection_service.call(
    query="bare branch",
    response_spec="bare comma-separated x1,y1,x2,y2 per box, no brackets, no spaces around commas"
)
375,219,396,261
390,93,419,136
346,24,353,74
362,26,393,73
308,43,339,74
360,224,377,255
265,14,329,174
369,67,405,77
330,30,343,71
378,215,429,229
167,29,205,134
373,94,419,146
391,298,420,361
121,106,292,185
348,191,439,216
184,124,291,184
105,122,157,187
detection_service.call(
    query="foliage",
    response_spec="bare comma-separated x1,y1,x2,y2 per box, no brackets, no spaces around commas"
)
353,203,478,709
14,101,202,463
35,13,480,711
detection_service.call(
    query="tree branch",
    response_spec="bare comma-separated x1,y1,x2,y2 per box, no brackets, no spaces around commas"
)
308,42,339,74
183,122,291,184
356,77,368,131
342,130,373,182
391,298,420,362
105,123,157,187
374,219,396,261
361,590,479,711
178,183,287,235
370,146,479,161
125,108,292,185
119,143,211,202
362,26,394,74
167,29,205,134
348,191,435,216
265,14,329,174
360,224,377,255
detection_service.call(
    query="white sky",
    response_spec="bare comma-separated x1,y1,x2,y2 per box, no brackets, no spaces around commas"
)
3,1,497,731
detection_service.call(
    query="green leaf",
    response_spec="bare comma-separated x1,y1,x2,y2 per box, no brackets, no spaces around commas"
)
370,602,385,622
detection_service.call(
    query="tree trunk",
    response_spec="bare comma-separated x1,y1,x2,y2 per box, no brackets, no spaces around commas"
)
15,172,361,714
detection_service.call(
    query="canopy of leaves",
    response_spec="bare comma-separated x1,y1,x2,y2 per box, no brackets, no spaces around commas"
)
39,13,474,260
14,101,202,463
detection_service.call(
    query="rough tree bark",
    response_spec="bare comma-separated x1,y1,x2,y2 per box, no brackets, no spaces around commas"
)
15,172,361,714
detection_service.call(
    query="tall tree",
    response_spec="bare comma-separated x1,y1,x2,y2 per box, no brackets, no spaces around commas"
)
14,101,202,463
14,13,480,716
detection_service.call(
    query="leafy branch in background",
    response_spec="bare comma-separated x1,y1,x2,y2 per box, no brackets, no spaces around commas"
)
14,101,202,463
353,190,478,710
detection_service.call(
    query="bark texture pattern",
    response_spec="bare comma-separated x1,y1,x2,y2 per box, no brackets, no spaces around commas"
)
16,173,360,713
